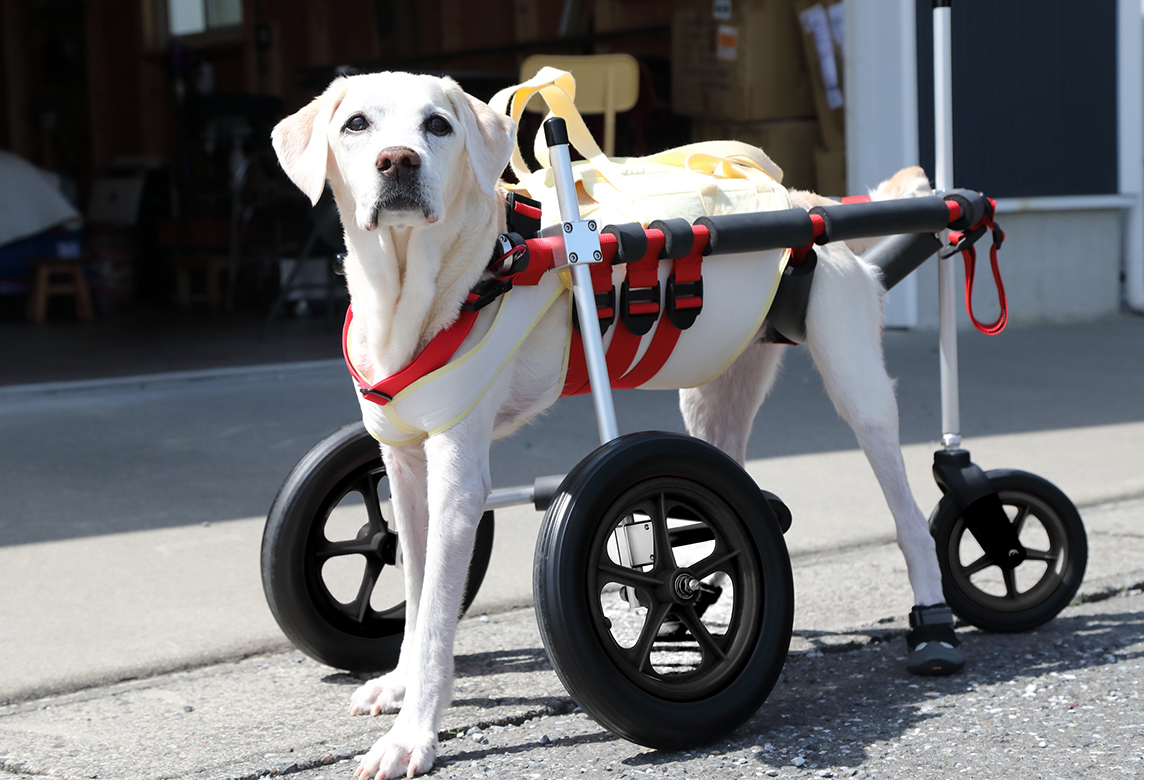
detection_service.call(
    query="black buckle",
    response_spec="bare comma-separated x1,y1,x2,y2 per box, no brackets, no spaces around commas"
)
506,192,542,240
572,287,615,336
619,280,661,336
940,223,988,259
488,232,530,275
463,277,513,311
665,276,703,330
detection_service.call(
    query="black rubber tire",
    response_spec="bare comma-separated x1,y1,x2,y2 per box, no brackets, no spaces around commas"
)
534,432,794,750
930,469,1087,633
261,422,494,672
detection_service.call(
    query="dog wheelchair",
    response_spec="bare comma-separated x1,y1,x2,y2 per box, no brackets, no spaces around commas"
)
261,4,1087,750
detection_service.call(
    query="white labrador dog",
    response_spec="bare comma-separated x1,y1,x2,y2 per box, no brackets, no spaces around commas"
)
273,71,960,780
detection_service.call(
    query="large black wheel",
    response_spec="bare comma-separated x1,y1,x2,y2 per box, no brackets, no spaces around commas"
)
534,432,794,750
261,422,494,671
930,469,1087,633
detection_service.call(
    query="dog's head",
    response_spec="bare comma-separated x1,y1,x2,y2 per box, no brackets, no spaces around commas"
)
272,72,516,231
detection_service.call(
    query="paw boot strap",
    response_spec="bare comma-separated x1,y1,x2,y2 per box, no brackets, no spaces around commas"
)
907,603,960,649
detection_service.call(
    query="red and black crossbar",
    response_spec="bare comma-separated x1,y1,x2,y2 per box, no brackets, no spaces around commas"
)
514,189,987,278
505,188,1002,343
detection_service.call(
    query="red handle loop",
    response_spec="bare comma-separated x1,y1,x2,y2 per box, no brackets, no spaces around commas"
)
956,199,1008,335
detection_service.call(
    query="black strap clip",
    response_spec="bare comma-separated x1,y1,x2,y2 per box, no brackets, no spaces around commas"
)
572,287,615,336
488,232,530,275
463,277,514,311
940,223,988,259
665,276,703,330
505,192,543,240
619,280,661,336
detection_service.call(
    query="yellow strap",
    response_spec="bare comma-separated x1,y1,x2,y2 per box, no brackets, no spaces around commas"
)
490,69,791,217
490,68,629,191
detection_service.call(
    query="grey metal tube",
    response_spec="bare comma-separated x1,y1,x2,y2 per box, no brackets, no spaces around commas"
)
934,2,961,450
544,120,619,445
863,232,944,292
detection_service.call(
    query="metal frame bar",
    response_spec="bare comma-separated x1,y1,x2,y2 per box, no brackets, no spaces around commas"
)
544,121,621,445
933,0,962,451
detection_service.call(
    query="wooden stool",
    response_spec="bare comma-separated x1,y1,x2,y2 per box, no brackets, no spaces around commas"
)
25,257,94,324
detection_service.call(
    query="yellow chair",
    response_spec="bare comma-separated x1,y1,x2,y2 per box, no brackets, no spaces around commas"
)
519,54,640,157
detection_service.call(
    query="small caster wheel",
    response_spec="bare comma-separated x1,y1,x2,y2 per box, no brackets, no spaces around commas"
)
930,469,1087,632
534,432,794,750
261,422,494,671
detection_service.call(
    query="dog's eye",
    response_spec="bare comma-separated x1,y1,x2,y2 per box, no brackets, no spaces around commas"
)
425,115,452,136
344,114,369,132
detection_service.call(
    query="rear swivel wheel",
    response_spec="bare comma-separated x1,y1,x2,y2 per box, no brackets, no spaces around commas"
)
534,432,793,750
261,422,494,671
930,469,1087,633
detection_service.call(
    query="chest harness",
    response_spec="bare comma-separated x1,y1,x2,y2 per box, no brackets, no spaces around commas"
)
342,192,785,445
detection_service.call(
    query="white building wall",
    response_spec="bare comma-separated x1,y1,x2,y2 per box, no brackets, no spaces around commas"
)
843,0,1142,327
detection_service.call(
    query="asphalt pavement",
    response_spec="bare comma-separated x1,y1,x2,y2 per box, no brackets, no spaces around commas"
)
0,314,1145,778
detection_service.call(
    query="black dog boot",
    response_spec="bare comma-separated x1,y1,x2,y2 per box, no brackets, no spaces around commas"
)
906,603,965,676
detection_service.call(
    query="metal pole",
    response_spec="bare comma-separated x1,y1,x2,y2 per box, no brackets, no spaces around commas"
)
933,0,961,450
544,121,621,445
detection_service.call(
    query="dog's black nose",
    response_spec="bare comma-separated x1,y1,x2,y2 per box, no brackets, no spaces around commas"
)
376,146,421,179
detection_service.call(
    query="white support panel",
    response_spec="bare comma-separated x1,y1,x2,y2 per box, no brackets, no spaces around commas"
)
843,0,920,328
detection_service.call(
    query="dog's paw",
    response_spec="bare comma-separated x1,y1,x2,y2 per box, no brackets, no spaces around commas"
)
350,671,407,716
354,725,437,779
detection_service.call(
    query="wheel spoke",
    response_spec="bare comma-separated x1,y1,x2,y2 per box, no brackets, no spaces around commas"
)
1024,546,1060,566
960,553,995,577
676,603,728,663
627,599,672,673
1011,504,1031,533
346,557,383,623
598,561,664,591
651,492,677,571
690,547,740,581
359,474,388,533
1002,565,1019,600
315,538,375,560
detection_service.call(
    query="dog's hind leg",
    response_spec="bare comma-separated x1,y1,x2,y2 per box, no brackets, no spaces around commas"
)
679,340,786,467
804,247,963,675
350,442,429,717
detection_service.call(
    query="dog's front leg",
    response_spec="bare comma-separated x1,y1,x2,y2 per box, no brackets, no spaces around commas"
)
356,415,492,780
351,443,428,716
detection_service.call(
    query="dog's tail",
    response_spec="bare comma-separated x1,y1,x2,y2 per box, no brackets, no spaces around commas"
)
787,166,931,256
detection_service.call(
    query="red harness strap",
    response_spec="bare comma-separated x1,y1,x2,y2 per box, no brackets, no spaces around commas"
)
343,302,481,406
561,260,617,397
562,228,670,398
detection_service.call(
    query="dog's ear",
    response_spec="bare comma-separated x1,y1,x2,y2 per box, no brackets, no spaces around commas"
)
445,79,518,197
272,78,349,205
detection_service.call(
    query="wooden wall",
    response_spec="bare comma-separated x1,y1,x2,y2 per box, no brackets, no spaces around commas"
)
0,0,678,198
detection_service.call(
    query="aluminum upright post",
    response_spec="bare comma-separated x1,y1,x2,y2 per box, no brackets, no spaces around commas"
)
542,118,620,445
933,0,961,450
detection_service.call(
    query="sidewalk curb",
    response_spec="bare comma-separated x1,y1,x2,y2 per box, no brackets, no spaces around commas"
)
0,359,347,399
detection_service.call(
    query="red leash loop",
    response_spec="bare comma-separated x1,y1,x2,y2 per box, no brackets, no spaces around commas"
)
952,199,1008,336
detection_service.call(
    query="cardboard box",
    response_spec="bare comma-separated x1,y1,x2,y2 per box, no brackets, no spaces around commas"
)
815,145,847,197
672,0,815,122
794,0,845,150
692,118,820,192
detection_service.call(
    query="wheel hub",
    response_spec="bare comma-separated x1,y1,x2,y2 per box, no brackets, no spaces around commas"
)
672,572,702,602
369,530,397,565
